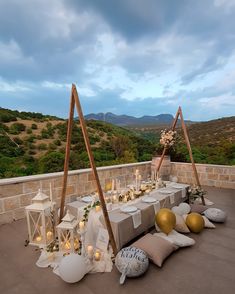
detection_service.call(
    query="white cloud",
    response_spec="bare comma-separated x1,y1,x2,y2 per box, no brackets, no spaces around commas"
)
0,78,31,92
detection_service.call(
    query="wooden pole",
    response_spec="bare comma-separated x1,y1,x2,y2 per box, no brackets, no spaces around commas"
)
156,108,180,173
178,107,205,205
59,89,75,222
72,84,118,255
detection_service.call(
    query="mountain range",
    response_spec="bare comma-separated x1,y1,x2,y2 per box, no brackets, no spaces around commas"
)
84,112,176,126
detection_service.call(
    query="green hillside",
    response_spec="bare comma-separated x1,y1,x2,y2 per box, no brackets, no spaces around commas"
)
130,116,235,166
0,108,155,178
0,107,234,179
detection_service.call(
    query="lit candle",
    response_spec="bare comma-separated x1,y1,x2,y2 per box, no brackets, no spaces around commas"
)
36,235,42,242
95,205,101,212
79,221,85,231
46,231,53,239
94,249,101,261
123,195,128,203
74,238,79,250
64,241,71,250
112,195,117,203
87,245,94,259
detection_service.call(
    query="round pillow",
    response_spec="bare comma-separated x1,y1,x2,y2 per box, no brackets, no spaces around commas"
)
179,203,191,215
115,247,149,284
204,208,227,223
59,254,87,283
172,206,182,215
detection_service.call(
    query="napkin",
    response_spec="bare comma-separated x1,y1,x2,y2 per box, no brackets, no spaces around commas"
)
129,210,142,229
170,194,175,204
153,201,160,213
181,188,186,198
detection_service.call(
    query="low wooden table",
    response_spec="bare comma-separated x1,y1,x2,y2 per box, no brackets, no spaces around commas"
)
67,182,189,250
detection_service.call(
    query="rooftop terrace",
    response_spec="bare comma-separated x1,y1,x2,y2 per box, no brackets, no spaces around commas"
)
0,185,234,294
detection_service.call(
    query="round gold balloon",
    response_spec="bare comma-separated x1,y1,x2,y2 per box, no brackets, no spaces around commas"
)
155,208,176,235
186,213,204,233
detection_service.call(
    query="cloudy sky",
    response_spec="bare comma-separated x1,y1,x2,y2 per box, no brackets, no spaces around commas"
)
0,0,235,121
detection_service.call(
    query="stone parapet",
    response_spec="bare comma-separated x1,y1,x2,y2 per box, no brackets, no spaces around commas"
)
0,162,151,225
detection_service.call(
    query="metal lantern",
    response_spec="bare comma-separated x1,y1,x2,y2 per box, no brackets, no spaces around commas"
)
56,210,79,253
25,189,54,247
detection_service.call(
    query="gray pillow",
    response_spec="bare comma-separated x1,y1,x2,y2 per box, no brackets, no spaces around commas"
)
204,208,227,223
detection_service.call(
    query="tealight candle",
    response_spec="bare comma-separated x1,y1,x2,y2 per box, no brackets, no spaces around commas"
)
112,195,117,203
79,221,85,231
36,235,42,242
87,245,94,258
64,241,71,250
46,231,53,239
95,205,101,212
94,249,101,261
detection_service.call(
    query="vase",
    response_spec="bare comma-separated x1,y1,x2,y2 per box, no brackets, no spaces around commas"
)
151,155,171,180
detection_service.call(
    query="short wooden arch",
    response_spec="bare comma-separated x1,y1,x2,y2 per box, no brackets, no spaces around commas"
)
59,84,117,255
156,106,205,205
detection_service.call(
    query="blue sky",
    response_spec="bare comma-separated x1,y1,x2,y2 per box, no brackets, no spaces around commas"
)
0,0,235,121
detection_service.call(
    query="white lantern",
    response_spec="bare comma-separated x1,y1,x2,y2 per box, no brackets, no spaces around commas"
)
25,189,54,247
56,210,79,253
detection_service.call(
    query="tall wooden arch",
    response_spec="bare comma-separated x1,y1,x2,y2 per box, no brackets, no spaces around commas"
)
156,106,205,205
59,84,117,255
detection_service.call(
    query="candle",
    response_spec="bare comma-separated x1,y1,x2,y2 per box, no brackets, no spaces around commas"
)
74,238,79,250
49,182,53,202
95,205,101,212
123,195,128,203
111,179,115,191
46,231,53,240
87,245,94,258
94,249,101,261
112,195,118,203
79,221,85,231
64,241,71,250
36,235,42,242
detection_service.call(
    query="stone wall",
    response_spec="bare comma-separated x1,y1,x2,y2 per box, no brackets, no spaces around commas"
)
0,162,151,225
1,160,234,226
171,162,235,189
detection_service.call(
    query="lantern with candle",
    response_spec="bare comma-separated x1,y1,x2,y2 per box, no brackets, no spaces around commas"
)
25,189,55,247
56,210,79,253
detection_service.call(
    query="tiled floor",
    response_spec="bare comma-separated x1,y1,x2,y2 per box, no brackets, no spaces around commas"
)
0,186,234,294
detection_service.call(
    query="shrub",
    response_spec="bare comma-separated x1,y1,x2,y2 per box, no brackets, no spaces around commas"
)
31,123,38,130
9,123,26,134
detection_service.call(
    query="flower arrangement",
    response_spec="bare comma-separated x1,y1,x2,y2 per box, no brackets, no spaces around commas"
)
188,186,207,203
160,129,176,148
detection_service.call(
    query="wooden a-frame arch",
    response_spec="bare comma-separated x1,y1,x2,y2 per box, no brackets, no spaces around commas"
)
156,106,205,205
59,84,117,255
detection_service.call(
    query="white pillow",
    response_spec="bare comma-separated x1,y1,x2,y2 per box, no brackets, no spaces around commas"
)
204,208,227,223
154,230,195,247
179,203,191,214
172,206,183,215
202,216,216,228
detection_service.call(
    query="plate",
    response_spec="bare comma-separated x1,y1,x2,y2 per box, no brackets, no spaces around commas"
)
81,196,93,203
159,189,173,194
142,196,156,203
171,184,183,189
120,206,138,213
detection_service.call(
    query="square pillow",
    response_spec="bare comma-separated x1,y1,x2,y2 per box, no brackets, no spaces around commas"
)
154,230,195,247
174,213,190,233
132,233,177,267
190,204,208,214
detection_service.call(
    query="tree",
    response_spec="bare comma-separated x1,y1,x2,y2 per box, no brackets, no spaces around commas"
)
39,152,64,173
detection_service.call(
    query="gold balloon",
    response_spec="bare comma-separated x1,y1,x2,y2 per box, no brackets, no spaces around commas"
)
186,213,204,233
155,208,176,235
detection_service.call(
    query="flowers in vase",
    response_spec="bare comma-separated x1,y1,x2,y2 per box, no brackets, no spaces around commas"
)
160,129,176,148
188,186,207,203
